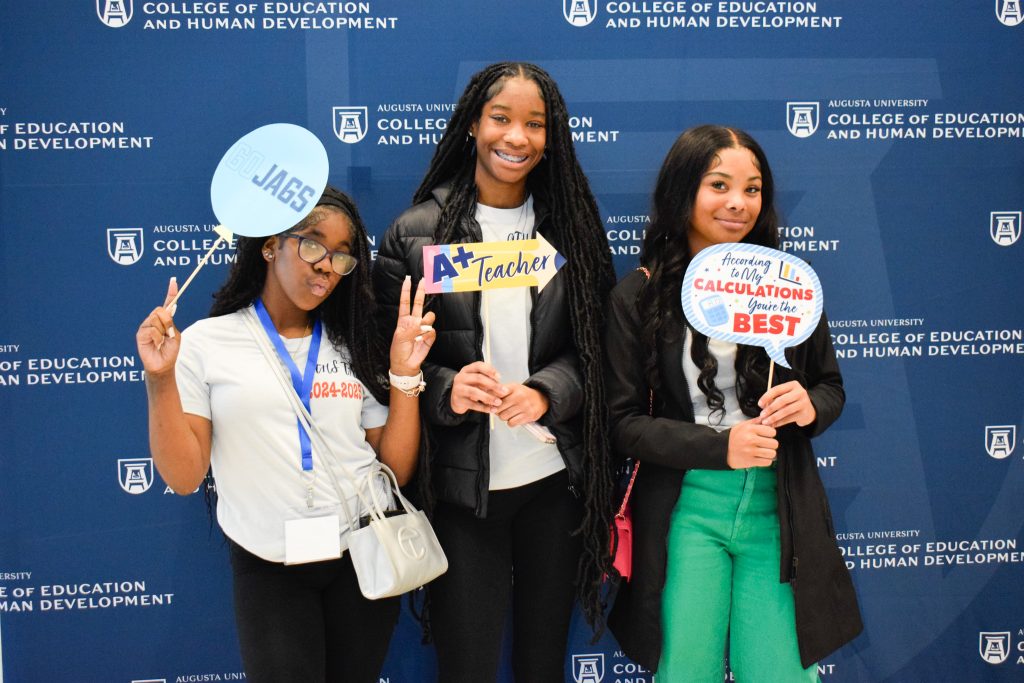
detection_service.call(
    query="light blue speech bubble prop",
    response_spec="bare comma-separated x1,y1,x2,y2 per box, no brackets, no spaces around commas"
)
167,124,329,309
681,243,823,370
210,122,329,238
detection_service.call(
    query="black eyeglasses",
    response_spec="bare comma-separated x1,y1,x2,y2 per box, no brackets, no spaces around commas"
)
281,234,358,276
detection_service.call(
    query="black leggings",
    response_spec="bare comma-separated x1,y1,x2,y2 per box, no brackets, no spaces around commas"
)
227,539,399,683
430,470,584,683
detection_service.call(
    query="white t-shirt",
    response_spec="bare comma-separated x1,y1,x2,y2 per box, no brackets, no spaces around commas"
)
476,197,565,490
175,307,388,562
682,328,745,431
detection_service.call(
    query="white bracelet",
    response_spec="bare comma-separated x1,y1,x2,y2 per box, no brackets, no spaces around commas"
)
389,369,425,397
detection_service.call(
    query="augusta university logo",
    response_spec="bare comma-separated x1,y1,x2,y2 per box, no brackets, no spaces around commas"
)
564,0,597,26
572,653,605,683
333,107,368,143
119,458,155,494
980,632,1011,664
107,228,144,265
97,0,132,27
985,425,1017,459
786,102,820,138
990,211,1021,246
996,0,1024,26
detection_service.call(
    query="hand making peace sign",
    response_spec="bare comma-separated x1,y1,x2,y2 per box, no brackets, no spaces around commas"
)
389,276,436,376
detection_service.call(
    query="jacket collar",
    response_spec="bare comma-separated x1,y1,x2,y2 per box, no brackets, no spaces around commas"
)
430,180,551,240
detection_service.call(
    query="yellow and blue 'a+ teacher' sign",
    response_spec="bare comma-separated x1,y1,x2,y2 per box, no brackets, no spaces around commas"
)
422,235,565,294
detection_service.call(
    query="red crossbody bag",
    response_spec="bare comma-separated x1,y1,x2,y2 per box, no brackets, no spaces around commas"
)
609,267,652,582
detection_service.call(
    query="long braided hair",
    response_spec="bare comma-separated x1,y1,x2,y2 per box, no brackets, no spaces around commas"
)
639,125,778,415
414,62,616,633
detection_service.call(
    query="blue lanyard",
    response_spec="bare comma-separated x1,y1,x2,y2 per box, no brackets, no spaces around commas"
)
254,299,322,472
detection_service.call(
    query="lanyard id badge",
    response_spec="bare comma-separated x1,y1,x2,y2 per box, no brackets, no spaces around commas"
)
253,301,341,564
254,299,322,473
284,514,341,565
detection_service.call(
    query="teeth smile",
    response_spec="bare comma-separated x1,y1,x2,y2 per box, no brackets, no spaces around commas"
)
495,151,528,163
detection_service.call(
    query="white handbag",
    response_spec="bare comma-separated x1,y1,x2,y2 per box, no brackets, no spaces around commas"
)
243,309,448,598
348,463,448,599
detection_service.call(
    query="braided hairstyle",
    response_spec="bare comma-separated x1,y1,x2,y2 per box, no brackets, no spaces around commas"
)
414,62,616,633
639,125,779,416
210,185,390,404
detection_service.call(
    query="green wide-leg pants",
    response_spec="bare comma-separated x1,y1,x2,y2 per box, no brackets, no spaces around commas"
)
659,467,820,683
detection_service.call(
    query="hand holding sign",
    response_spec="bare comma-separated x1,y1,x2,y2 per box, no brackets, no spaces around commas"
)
450,361,507,416
136,276,182,378
757,380,818,429
424,234,565,435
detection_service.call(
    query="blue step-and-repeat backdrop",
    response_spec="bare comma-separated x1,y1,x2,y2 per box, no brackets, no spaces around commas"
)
1,1,1022,681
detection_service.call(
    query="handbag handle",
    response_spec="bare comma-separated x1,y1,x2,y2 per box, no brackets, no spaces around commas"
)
357,459,419,524
616,266,653,518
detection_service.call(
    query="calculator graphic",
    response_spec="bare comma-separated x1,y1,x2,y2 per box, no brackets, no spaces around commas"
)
699,295,729,326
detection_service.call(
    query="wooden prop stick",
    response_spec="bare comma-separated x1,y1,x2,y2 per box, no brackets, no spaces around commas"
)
483,293,495,430
165,225,233,310
761,360,777,428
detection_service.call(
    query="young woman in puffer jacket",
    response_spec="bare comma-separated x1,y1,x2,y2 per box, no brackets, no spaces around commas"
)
373,62,616,683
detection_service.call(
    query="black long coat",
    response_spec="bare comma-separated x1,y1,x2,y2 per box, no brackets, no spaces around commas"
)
605,269,862,670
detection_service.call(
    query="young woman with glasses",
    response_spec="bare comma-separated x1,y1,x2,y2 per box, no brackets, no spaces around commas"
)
136,185,435,683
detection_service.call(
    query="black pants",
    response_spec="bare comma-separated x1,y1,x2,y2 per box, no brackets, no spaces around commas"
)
228,538,399,683
430,470,584,683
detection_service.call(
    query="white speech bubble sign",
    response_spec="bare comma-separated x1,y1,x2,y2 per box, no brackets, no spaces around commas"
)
681,243,823,369
210,123,329,237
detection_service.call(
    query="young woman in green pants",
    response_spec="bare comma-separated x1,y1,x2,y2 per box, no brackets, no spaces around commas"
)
604,125,862,681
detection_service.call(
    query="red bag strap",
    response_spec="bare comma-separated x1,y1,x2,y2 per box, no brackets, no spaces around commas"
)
616,266,653,518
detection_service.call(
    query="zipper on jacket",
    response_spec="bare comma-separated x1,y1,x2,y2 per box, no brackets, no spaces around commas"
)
791,556,799,581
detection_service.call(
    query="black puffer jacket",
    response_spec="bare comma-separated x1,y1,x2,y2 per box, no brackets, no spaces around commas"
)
372,184,585,517
605,269,863,670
